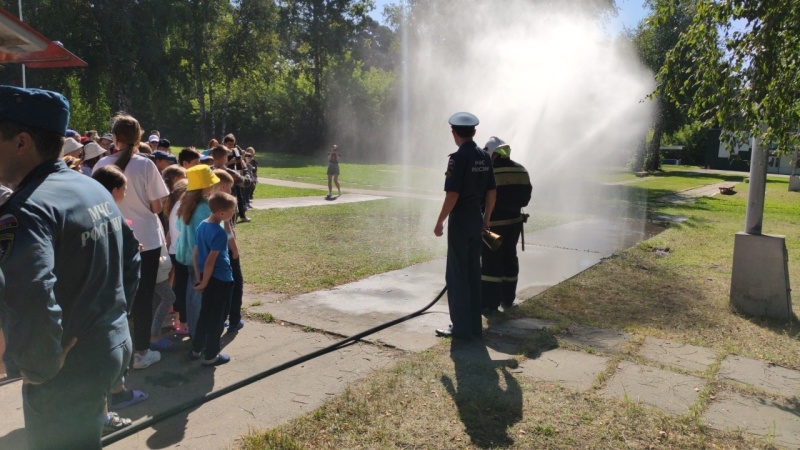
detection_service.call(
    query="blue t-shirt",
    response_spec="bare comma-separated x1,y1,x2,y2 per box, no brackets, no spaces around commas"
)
195,220,233,282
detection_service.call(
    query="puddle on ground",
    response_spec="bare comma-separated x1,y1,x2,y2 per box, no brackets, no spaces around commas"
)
649,214,688,224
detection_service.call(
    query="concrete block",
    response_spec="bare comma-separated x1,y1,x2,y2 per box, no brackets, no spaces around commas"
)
518,348,609,391
703,391,800,449
730,232,792,320
601,361,704,416
559,325,633,354
638,337,717,373
790,175,800,192
718,355,800,398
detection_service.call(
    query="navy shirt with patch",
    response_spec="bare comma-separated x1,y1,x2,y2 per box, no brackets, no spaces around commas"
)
444,140,496,218
0,160,140,383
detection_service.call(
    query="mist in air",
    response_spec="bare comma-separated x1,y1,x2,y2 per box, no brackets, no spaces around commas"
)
380,0,654,220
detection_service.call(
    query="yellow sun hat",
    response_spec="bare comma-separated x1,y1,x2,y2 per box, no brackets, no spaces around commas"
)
186,165,220,191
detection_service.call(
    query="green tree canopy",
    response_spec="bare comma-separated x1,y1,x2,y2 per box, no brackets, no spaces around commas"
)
655,0,800,151
629,0,695,171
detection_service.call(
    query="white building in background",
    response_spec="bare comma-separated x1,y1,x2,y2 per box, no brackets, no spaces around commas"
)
713,130,799,175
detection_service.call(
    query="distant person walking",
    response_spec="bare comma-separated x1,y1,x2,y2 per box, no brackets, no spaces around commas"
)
326,144,341,199
480,137,532,315
434,112,496,340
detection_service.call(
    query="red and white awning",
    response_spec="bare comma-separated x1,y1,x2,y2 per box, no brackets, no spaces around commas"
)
0,7,86,68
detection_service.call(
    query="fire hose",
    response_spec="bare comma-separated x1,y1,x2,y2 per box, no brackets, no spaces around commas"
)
101,285,448,446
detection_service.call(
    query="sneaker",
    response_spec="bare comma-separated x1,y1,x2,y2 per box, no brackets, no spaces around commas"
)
337,190,341,196
132,349,161,369
103,412,132,434
238,217,252,223
202,353,231,366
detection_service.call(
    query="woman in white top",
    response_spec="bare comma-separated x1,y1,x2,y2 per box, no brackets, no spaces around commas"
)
95,114,169,369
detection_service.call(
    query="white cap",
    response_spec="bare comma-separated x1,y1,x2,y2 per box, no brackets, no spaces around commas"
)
82,142,105,160
148,134,160,143
61,137,83,155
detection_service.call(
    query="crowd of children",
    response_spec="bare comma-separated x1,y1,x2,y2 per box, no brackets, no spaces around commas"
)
49,115,258,432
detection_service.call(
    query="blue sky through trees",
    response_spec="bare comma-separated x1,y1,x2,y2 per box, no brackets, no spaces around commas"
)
370,0,650,35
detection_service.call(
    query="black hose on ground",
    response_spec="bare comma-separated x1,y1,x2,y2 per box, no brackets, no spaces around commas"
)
102,285,448,446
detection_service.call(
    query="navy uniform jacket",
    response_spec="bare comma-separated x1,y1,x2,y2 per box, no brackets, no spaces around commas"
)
0,160,140,383
444,140,496,229
490,157,532,221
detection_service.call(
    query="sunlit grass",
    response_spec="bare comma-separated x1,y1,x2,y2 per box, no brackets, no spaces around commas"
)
252,183,323,199
238,198,446,295
255,151,445,194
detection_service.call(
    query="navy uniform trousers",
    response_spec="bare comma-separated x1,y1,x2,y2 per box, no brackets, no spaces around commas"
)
446,210,483,339
23,325,131,450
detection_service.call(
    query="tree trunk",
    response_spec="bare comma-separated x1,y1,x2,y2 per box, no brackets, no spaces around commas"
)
191,41,207,143
646,95,665,172
221,80,231,137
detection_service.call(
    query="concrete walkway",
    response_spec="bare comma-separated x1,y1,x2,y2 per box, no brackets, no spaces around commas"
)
257,176,442,201
0,180,797,449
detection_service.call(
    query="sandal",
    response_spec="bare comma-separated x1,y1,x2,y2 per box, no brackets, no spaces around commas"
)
110,389,148,410
149,337,175,351
103,412,132,434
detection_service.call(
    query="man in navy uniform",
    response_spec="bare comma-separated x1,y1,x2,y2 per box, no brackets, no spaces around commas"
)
0,86,140,449
434,112,496,340
480,137,532,315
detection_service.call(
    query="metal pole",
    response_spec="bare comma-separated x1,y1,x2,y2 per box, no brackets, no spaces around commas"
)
744,133,767,234
18,0,26,88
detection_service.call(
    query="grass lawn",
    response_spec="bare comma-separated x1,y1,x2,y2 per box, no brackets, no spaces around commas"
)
237,198,446,295
237,198,579,295
255,151,446,194
252,183,323,199
239,167,798,449
633,169,746,200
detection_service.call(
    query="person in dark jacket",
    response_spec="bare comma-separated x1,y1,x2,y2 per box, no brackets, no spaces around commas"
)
434,112,496,340
0,86,140,449
480,137,532,315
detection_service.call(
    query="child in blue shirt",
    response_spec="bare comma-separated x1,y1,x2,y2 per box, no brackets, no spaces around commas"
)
190,192,237,366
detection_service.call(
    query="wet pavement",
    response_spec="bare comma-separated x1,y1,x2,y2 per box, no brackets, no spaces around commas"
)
1,176,797,449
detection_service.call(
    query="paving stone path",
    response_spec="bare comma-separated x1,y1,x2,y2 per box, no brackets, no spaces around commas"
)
487,318,800,449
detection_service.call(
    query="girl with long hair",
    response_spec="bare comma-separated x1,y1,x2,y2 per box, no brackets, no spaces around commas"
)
95,113,170,369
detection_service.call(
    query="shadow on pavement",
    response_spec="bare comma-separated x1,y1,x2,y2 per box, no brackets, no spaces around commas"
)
112,332,241,448
0,427,26,449
441,340,522,448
